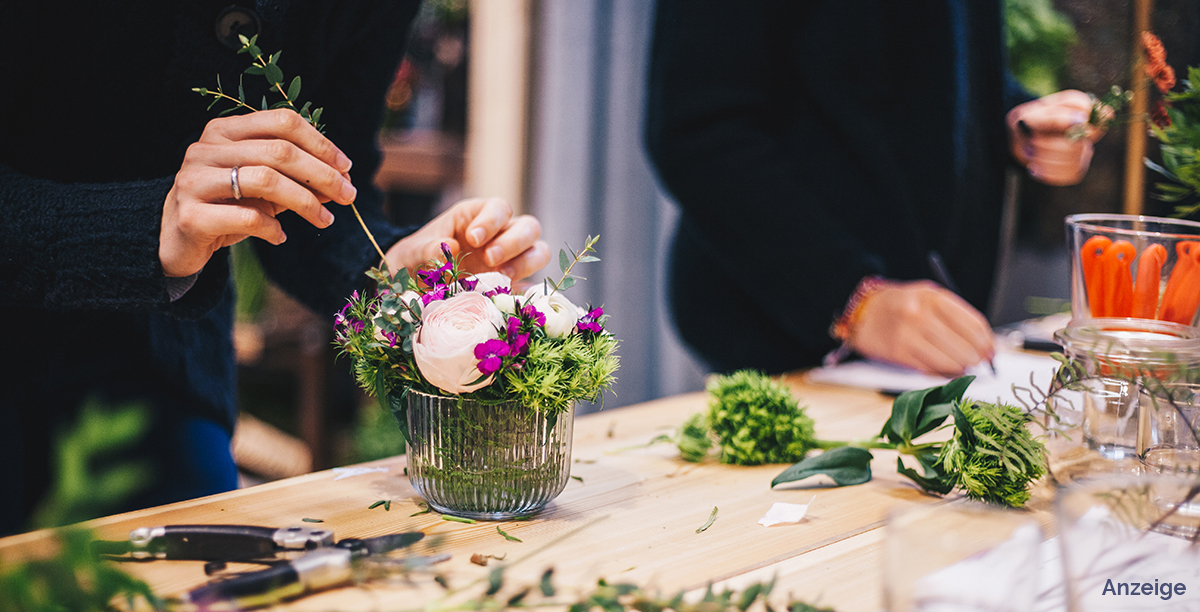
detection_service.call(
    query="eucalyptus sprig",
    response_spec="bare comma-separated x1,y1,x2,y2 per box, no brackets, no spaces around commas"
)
547,235,600,294
193,35,390,265
193,34,324,130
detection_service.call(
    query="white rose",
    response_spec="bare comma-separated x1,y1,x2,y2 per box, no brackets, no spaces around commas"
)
491,292,517,314
412,292,506,394
522,288,580,339
465,271,512,295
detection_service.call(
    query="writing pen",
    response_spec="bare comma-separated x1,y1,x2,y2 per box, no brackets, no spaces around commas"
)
927,250,998,376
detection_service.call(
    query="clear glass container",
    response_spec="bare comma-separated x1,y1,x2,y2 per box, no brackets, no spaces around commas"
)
404,390,574,520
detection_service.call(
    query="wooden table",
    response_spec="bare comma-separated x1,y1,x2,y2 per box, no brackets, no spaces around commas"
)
0,374,1059,612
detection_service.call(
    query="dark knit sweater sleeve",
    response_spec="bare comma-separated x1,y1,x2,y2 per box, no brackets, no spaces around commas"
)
0,165,227,316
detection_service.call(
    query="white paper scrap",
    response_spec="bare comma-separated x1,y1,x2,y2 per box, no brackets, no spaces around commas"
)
758,497,816,527
332,466,390,481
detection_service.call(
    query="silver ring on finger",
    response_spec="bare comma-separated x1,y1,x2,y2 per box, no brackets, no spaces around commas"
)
231,166,243,200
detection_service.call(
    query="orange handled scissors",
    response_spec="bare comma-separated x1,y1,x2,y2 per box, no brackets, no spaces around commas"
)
1131,243,1167,319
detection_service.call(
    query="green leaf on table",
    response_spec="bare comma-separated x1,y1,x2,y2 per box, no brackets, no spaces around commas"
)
895,457,954,495
497,525,522,542
486,566,504,596
880,376,974,444
539,568,555,597
770,446,873,488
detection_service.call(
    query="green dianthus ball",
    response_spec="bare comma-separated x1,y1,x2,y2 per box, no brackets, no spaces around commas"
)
706,370,816,465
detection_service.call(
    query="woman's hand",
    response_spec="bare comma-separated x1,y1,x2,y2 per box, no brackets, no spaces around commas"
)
849,280,995,376
1007,89,1103,186
385,197,550,281
159,110,357,277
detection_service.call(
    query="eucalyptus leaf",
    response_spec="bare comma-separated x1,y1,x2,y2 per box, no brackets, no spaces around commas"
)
264,63,284,86
287,76,301,101
244,65,264,76
770,446,873,488
560,276,577,290
559,249,570,273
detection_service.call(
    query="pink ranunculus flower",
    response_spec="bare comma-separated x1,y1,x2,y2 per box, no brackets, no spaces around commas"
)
413,292,506,394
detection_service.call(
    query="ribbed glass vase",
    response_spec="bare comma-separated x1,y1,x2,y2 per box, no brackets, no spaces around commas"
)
404,390,574,520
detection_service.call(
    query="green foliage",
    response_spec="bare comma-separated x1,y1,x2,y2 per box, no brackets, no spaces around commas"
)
349,399,408,463
674,412,713,463
771,447,873,488
1004,0,1076,97
769,377,1048,508
1152,69,1200,217
705,371,816,466
503,333,620,414
231,241,266,322
0,401,163,611
33,399,151,529
938,399,1048,508
193,34,326,132
0,528,165,612
453,568,835,612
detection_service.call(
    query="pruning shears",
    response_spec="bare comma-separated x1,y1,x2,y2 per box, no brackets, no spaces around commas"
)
95,525,430,609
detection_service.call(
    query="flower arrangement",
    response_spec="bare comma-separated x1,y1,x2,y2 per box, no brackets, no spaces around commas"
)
194,35,619,425
334,237,619,437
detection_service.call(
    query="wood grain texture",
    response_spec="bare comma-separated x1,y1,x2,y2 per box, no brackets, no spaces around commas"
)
0,376,1053,612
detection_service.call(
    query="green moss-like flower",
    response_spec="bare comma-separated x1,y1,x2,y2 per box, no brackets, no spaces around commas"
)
938,399,1047,508
706,371,816,465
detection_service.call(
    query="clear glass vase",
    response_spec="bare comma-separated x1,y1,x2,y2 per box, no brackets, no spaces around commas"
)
403,390,574,520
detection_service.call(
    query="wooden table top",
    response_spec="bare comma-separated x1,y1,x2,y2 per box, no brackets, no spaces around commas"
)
0,373,1061,612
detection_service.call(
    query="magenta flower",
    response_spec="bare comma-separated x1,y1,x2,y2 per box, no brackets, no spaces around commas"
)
577,306,604,334
474,338,511,375
440,242,454,261
521,303,546,327
421,285,449,305
509,332,529,355
459,277,479,291
484,286,511,297
417,267,444,288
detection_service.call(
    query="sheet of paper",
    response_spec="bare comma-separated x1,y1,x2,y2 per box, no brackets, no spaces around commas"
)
806,348,1061,408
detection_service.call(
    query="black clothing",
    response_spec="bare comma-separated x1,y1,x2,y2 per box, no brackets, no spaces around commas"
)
0,0,420,533
645,0,1028,373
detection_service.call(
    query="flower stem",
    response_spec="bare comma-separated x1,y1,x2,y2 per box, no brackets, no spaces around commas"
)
349,201,388,267
814,439,897,451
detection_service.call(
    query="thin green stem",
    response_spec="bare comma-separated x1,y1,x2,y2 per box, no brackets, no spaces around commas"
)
814,439,896,451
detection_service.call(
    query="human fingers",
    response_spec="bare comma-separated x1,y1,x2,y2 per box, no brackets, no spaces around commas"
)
199,109,353,174
1025,136,1094,185
182,160,335,229
475,215,544,270
929,290,995,358
495,240,550,281
446,197,515,252
215,139,358,205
